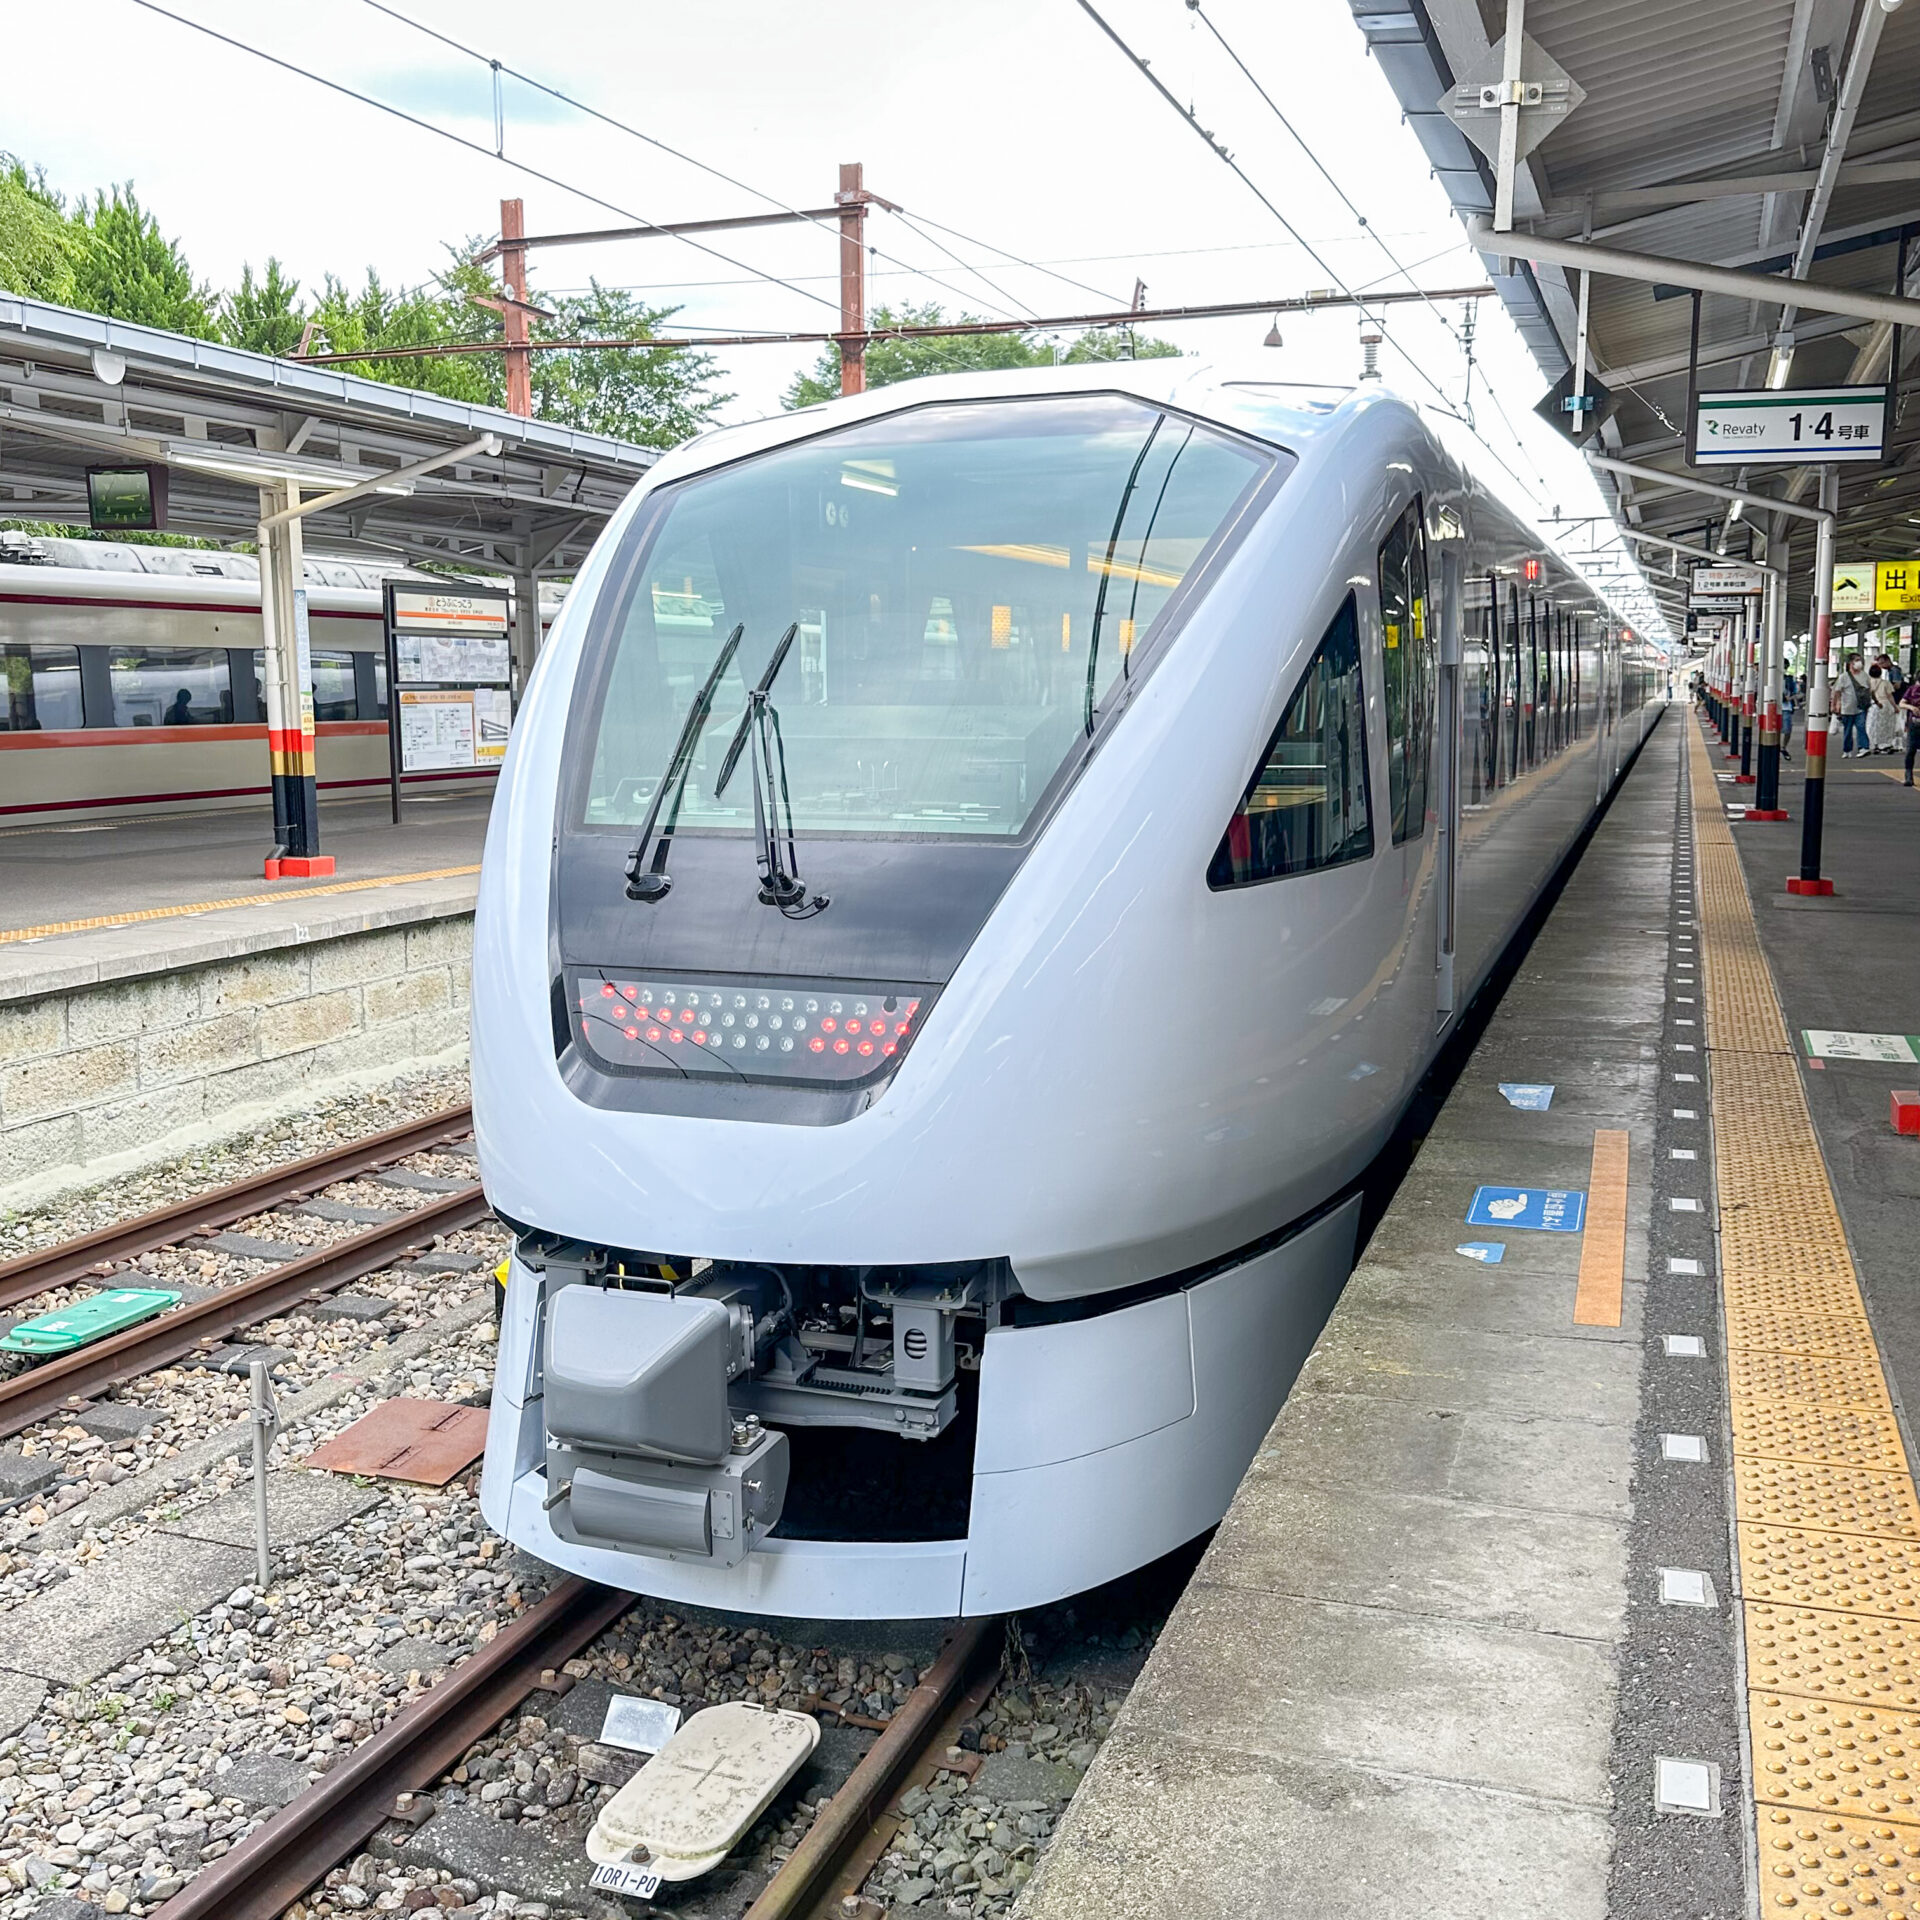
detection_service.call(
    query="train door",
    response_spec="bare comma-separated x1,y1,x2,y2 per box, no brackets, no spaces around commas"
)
1434,539,1463,1022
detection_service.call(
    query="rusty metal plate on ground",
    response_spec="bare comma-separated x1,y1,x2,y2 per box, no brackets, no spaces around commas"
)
306,1399,488,1485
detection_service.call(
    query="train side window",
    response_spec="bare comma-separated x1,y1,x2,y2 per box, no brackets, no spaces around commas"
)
1208,593,1373,889
1,645,83,731
312,651,357,721
1376,499,1433,842
108,647,231,726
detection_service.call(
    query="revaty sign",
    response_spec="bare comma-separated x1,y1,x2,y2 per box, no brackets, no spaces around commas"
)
1691,386,1887,466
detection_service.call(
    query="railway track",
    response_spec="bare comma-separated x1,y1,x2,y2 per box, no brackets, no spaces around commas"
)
147,1586,1000,1920
0,1103,476,1307
0,1102,487,1441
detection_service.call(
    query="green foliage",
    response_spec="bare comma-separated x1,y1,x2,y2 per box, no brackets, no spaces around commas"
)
0,154,79,303
532,282,730,448
69,185,215,336
784,301,1179,408
1,156,730,447
220,257,305,356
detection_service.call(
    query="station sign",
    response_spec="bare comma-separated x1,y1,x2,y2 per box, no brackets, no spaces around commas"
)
382,581,514,823
1831,564,1877,613
1878,561,1920,612
1829,561,1920,611
1690,385,1888,466
1689,564,1763,604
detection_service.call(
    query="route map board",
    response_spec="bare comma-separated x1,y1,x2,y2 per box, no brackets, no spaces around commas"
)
383,582,514,821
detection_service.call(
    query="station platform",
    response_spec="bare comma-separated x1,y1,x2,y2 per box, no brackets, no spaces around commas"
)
0,788,492,939
0,792,487,1211
1018,708,1920,1920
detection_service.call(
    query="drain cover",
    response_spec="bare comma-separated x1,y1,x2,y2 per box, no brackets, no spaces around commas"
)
305,1399,488,1485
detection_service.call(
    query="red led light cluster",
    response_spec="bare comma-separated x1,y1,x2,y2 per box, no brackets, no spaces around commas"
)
569,972,927,1085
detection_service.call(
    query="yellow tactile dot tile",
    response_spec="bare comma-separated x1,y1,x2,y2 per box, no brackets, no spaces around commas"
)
1745,1604,1920,1715
1753,1692,1920,1823
1726,1305,1883,1362
1741,1526,1920,1622
1757,1806,1920,1915
1733,1401,1914,1476
1736,1460,1920,1544
1731,1350,1897,1415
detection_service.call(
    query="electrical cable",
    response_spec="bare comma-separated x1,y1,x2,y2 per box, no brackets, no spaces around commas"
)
1071,0,1551,506
1187,0,1461,343
359,0,1035,326
882,208,1040,320
126,0,842,315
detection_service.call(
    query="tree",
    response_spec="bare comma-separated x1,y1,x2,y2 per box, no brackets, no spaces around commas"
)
784,300,1179,408
531,283,729,448
221,258,306,356
69,185,214,336
0,155,80,304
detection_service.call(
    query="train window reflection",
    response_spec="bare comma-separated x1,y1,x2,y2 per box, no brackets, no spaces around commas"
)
579,395,1270,836
1,645,82,731
1376,498,1433,843
247,648,370,721
108,648,231,727
1208,593,1373,888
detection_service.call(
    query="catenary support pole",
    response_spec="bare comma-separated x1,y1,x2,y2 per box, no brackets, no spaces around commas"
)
838,162,867,397
501,198,532,419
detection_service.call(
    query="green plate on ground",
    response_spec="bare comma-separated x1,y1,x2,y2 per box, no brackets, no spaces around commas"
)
0,1288,181,1357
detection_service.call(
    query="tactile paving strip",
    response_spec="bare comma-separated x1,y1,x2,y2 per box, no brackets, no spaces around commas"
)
1751,1693,1920,1823
1688,721,1920,1912
1730,1350,1898,1415
1754,1806,1920,1914
1746,1605,1920,1713
1732,1401,1913,1475
1740,1526,1920,1620
1739,1462,1920,1545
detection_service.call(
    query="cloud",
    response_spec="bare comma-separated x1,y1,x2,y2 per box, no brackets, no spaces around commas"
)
365,63,581,128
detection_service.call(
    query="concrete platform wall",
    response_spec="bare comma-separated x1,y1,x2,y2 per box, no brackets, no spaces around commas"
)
0,877,476,1213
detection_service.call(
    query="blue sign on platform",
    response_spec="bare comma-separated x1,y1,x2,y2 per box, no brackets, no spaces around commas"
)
1456,1242,1507,1264
1466,1186,1586,1233
1499,1083,1555,1110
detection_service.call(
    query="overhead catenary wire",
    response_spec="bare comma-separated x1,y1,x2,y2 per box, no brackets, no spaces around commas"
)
1070,0,1553,509
127,0,844,316
358,0,1037,326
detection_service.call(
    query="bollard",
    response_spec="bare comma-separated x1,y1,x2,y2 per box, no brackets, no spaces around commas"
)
249,1359,281,1591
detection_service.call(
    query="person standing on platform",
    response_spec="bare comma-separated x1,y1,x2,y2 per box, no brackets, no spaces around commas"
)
1781,672,1797,761
1869,664,1904,754
1902,674,1920,787
1837,656,1870,756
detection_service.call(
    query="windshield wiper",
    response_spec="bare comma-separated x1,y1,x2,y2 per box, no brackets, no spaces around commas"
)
713,622,827,916
1084,414,1164,734
623,622,743,902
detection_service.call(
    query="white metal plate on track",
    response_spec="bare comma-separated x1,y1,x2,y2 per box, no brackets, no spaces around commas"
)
586,1702,820,1880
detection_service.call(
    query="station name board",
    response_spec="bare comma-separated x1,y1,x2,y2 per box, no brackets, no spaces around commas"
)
1831,561,1920,613
1691,386,1887,467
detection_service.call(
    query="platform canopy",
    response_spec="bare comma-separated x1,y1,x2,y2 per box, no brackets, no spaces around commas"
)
0,292,655,578
1351,0,1920,632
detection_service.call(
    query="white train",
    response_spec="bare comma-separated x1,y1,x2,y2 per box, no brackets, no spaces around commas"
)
474,362,1662,1618
0,537,551,825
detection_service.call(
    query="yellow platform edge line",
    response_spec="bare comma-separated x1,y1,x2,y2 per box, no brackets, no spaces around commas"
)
0,864,483,946
1688,723,1920,1903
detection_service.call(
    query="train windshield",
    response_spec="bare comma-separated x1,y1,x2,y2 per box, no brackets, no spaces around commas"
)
578,394,1268,838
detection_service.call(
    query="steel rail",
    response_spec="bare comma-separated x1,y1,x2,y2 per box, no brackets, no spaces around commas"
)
0,1182,490,1442
743,1617,1000,1920
0,1103,474,1309
150,1575,631,1920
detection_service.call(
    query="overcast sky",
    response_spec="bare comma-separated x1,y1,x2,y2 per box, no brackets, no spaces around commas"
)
6,0,1663,632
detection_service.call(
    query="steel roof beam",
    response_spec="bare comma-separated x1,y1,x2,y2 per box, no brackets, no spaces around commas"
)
1463,219,1920,330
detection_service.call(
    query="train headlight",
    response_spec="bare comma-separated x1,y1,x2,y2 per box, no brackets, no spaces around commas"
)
571,971,930,1087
